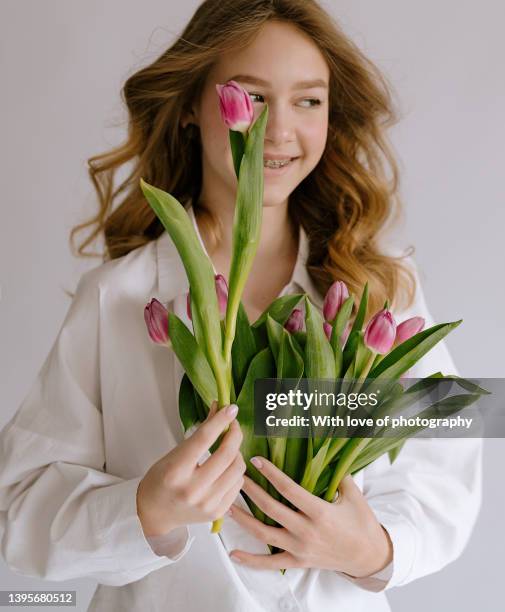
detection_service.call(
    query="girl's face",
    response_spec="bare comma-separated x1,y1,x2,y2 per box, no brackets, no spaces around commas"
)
184,20,330,210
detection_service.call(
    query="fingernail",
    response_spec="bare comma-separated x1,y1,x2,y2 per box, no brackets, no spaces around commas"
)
230,553,241,563
226,404,238,418
250,456,263,469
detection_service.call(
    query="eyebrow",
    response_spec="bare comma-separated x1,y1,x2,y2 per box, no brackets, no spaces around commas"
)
229,74,328,90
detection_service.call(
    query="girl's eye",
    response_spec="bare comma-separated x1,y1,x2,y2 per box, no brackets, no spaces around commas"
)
248,93,322,108
299,98,322,108
248,93,264,104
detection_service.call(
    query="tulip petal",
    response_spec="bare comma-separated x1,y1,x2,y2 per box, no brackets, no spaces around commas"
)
323,281,350,323
144,299,170,345
215,80,254,133
364,308,397,355
395,316,425,344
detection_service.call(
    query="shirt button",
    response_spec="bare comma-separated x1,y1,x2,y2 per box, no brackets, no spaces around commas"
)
279,598,296,611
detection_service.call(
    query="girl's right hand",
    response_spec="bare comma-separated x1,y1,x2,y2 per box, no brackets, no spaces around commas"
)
136,401,245,537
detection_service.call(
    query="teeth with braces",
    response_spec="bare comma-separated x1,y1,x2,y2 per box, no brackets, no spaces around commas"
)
264,159,291,168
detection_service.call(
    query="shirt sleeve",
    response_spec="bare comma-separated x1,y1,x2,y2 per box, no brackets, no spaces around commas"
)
337,561,394,592
0,269,193,586
145,526,194,558
362,258,483,590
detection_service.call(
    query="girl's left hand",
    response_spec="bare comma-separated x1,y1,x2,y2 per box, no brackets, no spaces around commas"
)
228,456,393,577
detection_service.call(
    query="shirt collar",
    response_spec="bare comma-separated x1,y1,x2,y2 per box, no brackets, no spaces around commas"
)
155,199,323,309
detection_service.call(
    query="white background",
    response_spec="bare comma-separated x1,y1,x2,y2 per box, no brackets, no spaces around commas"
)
1,1,503,610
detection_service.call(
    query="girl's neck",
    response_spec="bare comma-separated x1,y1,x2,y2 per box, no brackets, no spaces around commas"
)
194,197,299,270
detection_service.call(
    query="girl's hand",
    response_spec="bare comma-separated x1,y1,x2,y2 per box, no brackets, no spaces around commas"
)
228,457,393,577
136,401,245,537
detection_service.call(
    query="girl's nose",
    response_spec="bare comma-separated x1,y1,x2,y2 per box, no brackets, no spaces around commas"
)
264,103,295,146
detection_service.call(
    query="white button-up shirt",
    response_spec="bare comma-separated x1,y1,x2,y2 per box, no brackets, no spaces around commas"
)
0,204,482,611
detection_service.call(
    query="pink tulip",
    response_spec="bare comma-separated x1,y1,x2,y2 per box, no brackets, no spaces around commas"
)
323,321,332,341
285,308,304,333
215,81,254,133
364,308,397,354
215,274,228,319
323,281,350,323
187,275,228,322
395,316,425,345
144,298,170,346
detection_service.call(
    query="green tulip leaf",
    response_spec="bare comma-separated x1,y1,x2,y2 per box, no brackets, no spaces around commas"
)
330,296,354,350
342,283,368,374
231,301,257,394
281,350,307,483
251,294,305,352
224,106,269,368
178,373,200,433
304,296,335,380
304,296,335,454
236,348,275,495
140,180,226,383
229,130,246,179
350,391,482,474
168,312,218,408
266,314,285,366
388,440,406,464
292,330,307,349
268,330,305,473
364,321,463,401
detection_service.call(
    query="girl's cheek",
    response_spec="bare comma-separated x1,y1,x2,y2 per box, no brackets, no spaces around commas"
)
298,128,327,159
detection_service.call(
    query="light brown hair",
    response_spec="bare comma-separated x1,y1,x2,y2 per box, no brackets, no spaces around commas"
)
70,0,416,318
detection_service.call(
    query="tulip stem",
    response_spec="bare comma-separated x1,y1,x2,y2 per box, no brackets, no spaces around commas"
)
211,517,224,533
215,368,229,408
324,438,370,502
358,351,376,383
351,351,377,395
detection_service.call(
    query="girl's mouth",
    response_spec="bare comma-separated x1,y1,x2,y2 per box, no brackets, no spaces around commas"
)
263,157,299,175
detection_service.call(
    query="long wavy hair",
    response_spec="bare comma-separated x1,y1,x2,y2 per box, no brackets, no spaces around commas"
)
70,0,416,318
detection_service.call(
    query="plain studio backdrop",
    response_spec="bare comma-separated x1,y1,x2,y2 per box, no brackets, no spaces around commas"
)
1,1,503,610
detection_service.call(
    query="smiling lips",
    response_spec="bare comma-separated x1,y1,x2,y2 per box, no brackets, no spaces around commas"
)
263,155,299,168
264,159,291,168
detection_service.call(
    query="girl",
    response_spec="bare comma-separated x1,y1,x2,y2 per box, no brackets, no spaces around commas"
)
0,1,481,611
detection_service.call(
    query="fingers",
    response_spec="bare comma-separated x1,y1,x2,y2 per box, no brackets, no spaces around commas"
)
206,450,246,499
206,399,218,420
228,504,288,550
215,475,244,516
241,475,300,529
333,474,360,502
248,457,318,517
229,548,299,570
183,402,238,464
196,418,243,484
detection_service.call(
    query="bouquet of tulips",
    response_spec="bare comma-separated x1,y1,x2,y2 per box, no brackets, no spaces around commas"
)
142,81,487,534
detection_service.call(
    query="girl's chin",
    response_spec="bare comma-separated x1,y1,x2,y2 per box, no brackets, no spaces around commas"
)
262,183,297,207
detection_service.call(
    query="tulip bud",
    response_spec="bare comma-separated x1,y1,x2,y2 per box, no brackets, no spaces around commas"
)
323,281,350,323
186,291,192,321
395,316,425,345
144,298,170,346
215,274,228,319
323,321,332,341
364,308,397,354
215,80,254,133
285,308,304,333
